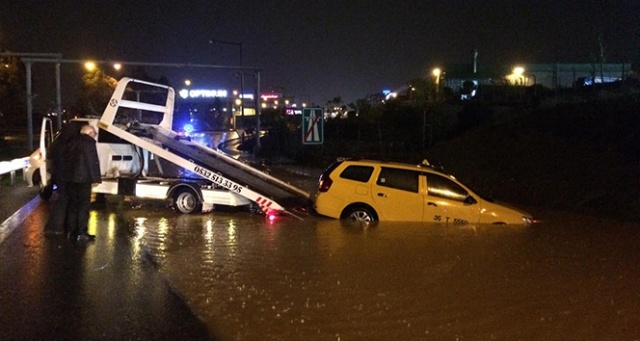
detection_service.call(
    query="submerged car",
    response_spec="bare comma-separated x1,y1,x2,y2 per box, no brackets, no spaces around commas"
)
313,158,533,225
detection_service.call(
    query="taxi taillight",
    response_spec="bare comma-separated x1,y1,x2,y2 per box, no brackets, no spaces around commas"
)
318,175,333,192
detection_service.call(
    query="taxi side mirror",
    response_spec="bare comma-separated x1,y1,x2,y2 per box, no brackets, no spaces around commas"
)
464,195,477,205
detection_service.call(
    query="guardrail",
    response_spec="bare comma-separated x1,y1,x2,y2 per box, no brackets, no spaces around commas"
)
0,157,29,185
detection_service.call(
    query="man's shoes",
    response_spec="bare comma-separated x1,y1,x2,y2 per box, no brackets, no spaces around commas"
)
76,233,96,241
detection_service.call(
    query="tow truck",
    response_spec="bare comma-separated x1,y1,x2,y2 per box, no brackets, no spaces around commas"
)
27,78,311,218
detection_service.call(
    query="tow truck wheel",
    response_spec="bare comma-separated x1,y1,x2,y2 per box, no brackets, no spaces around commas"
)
39,184,53,200
32,171,41,187
249,203,264,215
172,188,202,214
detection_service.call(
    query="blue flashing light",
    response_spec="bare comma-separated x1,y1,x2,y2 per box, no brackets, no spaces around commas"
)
183,123,194,134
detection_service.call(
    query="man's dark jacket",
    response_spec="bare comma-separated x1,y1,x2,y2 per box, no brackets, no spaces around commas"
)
64,134,101,184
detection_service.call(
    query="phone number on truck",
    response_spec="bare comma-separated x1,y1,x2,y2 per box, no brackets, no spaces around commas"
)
193,166,243,193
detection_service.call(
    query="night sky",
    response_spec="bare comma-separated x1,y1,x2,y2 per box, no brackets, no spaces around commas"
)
1,0,638,108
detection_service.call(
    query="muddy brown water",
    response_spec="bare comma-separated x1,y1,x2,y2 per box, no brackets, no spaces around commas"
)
116,204,639,341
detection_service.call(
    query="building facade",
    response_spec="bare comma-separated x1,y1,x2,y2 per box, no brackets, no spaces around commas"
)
442,62,633,91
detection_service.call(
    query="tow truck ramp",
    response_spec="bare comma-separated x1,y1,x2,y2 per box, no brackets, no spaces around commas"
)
98,77,311,218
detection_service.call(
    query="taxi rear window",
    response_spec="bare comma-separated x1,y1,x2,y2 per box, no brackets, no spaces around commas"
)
376,167,419,193
340,165,374,183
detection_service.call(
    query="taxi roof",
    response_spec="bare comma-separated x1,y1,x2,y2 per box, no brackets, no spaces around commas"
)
336,157,450,176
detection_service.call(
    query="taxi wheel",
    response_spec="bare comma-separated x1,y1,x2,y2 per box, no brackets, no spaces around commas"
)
343,206,377,222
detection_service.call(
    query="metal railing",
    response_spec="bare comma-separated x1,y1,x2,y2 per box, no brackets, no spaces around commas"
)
0,157,29,185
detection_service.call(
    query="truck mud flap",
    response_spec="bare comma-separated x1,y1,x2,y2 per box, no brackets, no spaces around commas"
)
118,177,137,196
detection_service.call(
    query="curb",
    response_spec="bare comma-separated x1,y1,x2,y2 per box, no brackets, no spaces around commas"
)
0,195,41,246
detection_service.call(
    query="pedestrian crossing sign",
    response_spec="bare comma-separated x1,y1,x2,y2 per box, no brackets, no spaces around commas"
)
302,108,324,145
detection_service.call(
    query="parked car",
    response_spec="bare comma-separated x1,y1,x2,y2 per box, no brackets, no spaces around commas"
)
313,158,533,225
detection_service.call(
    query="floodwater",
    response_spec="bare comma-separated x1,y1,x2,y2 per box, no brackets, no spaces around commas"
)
116,203,640,341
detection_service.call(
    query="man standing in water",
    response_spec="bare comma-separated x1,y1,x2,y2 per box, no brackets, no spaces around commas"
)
66,124,102,241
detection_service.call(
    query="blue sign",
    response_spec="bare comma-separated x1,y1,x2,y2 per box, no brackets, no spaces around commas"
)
302,108,324,145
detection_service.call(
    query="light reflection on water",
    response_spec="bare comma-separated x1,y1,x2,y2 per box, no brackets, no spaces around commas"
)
119,207,640,341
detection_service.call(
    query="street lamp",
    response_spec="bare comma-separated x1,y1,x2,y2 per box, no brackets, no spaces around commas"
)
84,61,97,71
512,66,525,85
432,67,442,99
432,68,441,84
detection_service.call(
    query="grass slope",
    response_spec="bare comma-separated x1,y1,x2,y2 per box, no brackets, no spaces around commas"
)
427,97,639,222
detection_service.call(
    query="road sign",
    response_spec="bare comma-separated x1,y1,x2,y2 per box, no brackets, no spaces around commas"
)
302,108,324,145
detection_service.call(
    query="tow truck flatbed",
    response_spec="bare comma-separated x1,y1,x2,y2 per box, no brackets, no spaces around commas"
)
98,77,310,218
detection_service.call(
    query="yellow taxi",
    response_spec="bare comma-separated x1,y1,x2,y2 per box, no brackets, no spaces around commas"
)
313,158,533,225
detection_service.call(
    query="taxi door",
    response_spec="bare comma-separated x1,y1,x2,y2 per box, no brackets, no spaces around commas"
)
423,173,481,225
370,167,423,221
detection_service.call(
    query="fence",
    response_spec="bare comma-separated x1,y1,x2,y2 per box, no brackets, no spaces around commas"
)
0,157,29,185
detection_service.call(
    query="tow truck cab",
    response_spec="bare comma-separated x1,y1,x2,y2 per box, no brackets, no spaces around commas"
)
26,117,144,193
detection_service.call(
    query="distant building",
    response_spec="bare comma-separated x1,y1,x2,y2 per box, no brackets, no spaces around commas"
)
371,56,634,104
442,62,633,95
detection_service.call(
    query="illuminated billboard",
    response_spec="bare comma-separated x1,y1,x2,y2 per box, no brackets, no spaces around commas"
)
178,89,228,99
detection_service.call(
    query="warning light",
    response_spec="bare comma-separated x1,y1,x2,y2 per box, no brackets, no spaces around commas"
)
183,124,194,134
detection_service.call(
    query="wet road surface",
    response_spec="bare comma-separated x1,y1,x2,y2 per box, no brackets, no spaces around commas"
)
0,197,211,340
1,181,639,340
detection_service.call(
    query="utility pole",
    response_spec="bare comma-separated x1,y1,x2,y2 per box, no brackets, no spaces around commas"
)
209,39,244,130
255,71,261,153
0,52,62,150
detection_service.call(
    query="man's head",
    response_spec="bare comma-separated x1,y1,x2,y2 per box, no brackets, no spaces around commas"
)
80,125,97,138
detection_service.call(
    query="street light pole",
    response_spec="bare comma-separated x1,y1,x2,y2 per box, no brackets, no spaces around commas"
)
55,62,62,130
209,39,244,130
255,71,261,152
25,62,33,151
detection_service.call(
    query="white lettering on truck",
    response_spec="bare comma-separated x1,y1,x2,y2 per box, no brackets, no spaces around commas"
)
193,166,243,194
